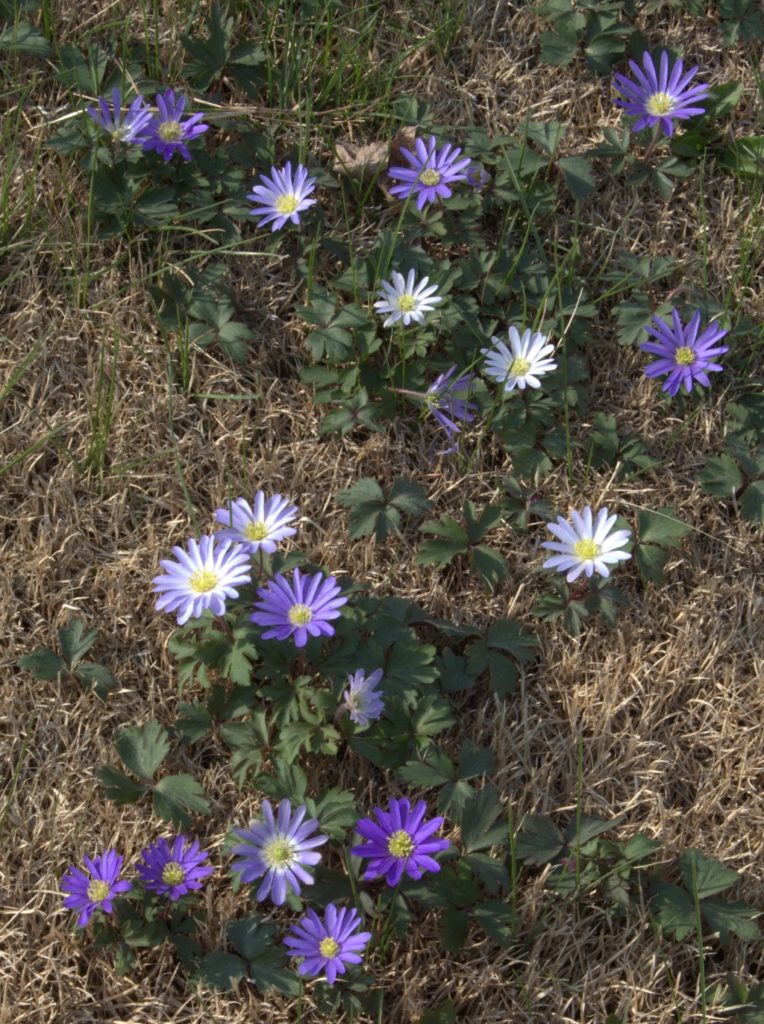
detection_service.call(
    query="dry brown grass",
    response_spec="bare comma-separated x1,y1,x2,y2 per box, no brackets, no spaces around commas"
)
2,1,763,1022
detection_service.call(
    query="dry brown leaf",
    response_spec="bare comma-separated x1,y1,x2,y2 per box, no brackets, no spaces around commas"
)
332,126,416,181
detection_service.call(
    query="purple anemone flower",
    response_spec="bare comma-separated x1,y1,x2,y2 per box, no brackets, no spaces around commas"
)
388,135,471,210
425,365,477,453
136,835,213,901
250,568,347,648
352,798,449,887
214,492,298,554
283,903,371,985
613,51,710,137
86,87,152,143
246,161,317,231
342,668,384,728
640,308,729,396
140,88,209,162
230,799,328,906
152,535,252,626
61,849,133,927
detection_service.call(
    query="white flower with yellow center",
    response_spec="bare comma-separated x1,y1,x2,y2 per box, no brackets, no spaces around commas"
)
214,492,298,554
541,505,632,583
481,325,557,392
374,268,442,328
247,161,317,231
152,535,252,625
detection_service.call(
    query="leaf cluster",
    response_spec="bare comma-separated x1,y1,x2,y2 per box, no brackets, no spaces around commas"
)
18,618,117,700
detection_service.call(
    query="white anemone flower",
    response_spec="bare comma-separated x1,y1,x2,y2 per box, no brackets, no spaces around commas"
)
374,269,442,328
541,506,632,583
481,326,557,391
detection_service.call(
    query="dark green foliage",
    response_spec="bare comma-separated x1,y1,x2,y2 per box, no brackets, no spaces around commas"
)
417,500,508,588
336,476,432,541
18,617,117,700
633,506,691,585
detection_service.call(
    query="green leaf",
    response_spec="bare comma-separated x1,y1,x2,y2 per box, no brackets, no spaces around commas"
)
564,813,621,846
559,155,596,201
515,814,564,865
699,453,744,498
741,480,764,526
486,618,537,662
522,120,565,157
412,695,455,738
538,30,578,67
459,785,506,853
195,951,247,992
221,717,268,788
389,477,432,516
18,648,67,680
705,81,744,119
58,619,98,667
174,702,213,744
116,721,170,781
473,900,518,946
0,21,50,56
74,662,117,701
470,544,508,588
335,477,402,542
462,500,504,543
398,756,455,789
649,880,695,941
55,42,109,92
415,1002,457,1024
637,507,691,547
680,849,740,900
634,543,670,585
701,897,761,943
97,764,146,804
457,741,493,780
227,915,272,960
153,773,210,827
718,136,764,179
305,788,357,839
417,516,469,567
439,908,468,952
247,948,301,995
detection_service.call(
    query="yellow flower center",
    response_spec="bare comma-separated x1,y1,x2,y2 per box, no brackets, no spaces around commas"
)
87,879,111,902
158,120,183,141
510,356,531,377
574,539,600,561
319,937,340,958
288,603,313,626
387,829,414,858
262,836,296,869
419,168,441,186
275,193,300,215
188,568,219,594
646,92,675,116
675,346,696,366
161,861,185,886
244,520,270,541
398,294,416,312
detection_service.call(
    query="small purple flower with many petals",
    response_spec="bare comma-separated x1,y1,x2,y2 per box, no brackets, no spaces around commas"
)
613,51,710,138
250,568,347,648
352,798,449,887
230,799,328,906
136,835,213,901
247,161,317,231
214,492,298,554
61,850,133,927
465,161,490,189
425,365,477,452
640,308,729,397
342,668,384,728
152,535,252,626
86,87,152,143
140,88,209,162
284,903,371,985
421,368,475,444
388,135,471,210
